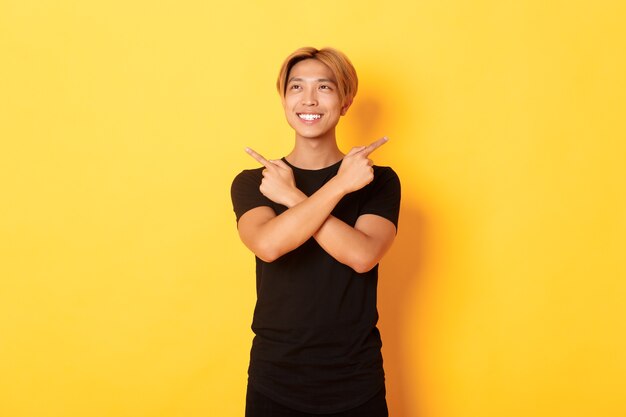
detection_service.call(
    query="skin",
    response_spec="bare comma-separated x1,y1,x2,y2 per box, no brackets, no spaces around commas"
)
237,58,396,273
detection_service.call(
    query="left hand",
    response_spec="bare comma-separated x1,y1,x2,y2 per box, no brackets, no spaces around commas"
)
245,147,305,207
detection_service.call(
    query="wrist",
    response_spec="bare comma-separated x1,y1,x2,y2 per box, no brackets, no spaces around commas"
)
327,176,350,197
285,189,307,208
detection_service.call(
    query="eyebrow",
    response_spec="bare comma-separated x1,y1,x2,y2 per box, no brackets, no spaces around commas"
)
287,77,337,84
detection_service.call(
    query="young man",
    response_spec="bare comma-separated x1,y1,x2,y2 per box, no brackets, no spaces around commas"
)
231,47,401,417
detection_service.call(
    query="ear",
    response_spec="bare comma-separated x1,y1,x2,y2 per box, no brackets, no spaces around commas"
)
340,97,353,116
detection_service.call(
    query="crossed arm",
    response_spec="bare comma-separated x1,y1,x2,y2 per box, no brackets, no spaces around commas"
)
237,138,397,273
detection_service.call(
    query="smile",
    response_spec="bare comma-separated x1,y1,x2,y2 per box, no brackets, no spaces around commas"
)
297,113,322,121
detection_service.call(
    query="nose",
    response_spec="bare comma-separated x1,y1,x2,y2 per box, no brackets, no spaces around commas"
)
302,88,318,106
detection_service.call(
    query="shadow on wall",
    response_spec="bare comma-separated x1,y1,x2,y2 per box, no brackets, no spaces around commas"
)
378,204,429,417
345,82,431,417
343,94,385,148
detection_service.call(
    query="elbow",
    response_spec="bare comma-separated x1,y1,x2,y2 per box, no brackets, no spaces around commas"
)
352,263,377,274
349,241,394,273
350,255,379,274
257,252,279,263
254,241,282,263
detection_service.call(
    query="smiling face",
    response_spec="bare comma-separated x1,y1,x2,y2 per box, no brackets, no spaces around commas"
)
282,59,352,142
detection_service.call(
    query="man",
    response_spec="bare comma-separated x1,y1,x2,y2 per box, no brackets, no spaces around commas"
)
231,46,401,416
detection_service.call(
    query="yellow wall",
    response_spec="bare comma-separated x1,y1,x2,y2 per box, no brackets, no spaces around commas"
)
1,1,625,416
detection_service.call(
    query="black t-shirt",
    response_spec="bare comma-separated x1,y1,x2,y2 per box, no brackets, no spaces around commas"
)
231,157,401,414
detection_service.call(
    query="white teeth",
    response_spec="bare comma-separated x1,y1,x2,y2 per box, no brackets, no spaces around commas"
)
298,113,321,121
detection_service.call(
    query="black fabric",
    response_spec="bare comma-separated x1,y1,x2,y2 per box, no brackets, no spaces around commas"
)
245,382,389,417
231,158,401,414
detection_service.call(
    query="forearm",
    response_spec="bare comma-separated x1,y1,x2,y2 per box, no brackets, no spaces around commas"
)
252,177,346,261
283,193,391,273
312,215,385,273
242,139,391,264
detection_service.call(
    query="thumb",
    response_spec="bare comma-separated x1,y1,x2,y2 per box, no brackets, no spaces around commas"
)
271,159,291,170
346,146,366,156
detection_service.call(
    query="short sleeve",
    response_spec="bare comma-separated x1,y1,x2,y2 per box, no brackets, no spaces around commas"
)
231,168,274,223
359,166,401,230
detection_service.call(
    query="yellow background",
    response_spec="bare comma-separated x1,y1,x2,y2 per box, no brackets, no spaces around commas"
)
1,1,625,416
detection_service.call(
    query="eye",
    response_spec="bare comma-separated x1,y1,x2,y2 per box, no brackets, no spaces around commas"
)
289,84,301,90
319,84,332,90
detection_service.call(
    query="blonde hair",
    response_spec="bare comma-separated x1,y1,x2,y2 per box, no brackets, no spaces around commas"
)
276,47,358,106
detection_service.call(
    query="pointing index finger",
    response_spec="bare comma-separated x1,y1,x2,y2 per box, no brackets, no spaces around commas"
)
362,137,389,156
245,147,270,167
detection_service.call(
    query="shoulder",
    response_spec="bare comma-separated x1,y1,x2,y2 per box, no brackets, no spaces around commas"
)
231,167,272,222
373,165,399,178
361,165,401,201
232,167,264,181
231,167,264,189
231,167,265,203
371,165,401,190
358,165,401,228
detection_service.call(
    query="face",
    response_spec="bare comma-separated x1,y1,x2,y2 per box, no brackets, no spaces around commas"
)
282,59,351,141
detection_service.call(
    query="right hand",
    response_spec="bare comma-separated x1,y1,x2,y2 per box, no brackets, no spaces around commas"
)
245,147,305,207
336,137,388,193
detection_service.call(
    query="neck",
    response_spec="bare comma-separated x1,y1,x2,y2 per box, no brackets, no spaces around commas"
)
285,133,344,169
